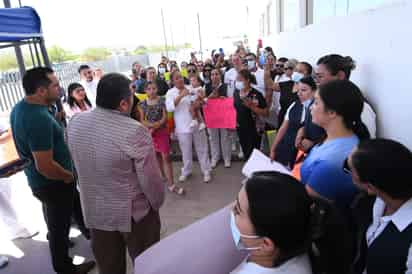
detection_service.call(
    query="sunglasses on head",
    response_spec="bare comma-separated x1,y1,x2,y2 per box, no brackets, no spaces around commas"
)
343,158,351,174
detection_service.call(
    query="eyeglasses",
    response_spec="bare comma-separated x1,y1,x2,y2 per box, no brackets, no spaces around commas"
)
285,67,294,70
188,69,196,73
275,64,284,68
343,158,352,174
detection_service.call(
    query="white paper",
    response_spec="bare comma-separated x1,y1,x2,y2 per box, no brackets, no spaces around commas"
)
242,149,291,178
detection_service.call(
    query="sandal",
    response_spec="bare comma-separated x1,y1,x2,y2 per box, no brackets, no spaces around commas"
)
168,184,185,195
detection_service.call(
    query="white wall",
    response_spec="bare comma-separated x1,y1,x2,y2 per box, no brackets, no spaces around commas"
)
265,0,412,148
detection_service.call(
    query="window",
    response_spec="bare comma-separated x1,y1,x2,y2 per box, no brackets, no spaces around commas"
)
282,0,300,32
267,3,272,35
313,0,399,23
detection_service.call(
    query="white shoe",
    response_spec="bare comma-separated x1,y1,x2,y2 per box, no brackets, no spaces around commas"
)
224,160,231,168
198,122,206,131
0,255,8,269
178,174,190,182
232,143,236,152
189,120,198,129
203,173,211,183
238,150,244,159
211,160,218,169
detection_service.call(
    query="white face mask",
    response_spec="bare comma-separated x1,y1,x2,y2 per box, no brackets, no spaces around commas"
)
158,67,166,74
247,60,256,70
292,72,304,83
230,212,261,251
235,81,245,91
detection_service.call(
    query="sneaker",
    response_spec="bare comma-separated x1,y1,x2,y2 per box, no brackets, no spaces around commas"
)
238,150,244,159
189,119,198,129
203,173,211,183
178,173,191,182
0,256,8,269
73,260,96,274
224,160,231,168
232,143,236,152
198,122,206,131
211,160,218,169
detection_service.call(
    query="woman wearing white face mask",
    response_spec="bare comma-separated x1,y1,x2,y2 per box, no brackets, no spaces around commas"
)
233,69,268,160
230,171,353,274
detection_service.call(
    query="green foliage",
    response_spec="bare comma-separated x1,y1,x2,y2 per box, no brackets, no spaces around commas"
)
133,43,192,55
81,47,111,61
0,52,18,71
48,45,74,63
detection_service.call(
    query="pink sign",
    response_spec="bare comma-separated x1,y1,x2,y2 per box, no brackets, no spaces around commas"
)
203,98,236,129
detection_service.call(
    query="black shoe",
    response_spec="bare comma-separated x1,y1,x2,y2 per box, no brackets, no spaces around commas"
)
73,261,95,274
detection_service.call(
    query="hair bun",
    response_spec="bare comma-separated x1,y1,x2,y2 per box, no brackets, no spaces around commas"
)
344,56,356,71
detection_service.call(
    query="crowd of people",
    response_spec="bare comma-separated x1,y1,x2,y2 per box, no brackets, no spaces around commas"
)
0,43,411,274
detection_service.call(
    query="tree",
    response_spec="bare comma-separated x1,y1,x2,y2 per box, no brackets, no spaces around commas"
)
48,45,73,64
81,47,111,61
0,53,18,71
133,45,148,55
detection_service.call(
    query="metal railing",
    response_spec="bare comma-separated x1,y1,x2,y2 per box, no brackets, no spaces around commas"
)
0,54,149,112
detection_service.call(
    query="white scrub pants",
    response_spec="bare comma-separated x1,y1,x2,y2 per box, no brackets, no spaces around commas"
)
0,178,29,240
208,128,232,163
176,130,211,177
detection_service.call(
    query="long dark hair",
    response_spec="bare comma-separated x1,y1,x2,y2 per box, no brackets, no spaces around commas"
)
352,138,412,200
245,171,353,274
318,80,370,140
67,82,92,108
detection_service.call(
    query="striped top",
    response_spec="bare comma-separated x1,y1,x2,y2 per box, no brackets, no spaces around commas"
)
67,107,165,232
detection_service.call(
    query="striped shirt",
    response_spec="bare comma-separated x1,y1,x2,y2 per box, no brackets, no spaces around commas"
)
67,107,165,232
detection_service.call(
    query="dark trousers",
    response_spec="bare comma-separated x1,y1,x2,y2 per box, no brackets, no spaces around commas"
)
42,187,88,236
33,183,75,274
72,188,88,234
91,209,161,274
237,127,261,160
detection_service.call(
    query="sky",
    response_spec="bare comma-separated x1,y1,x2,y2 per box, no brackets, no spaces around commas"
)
3,0,262,52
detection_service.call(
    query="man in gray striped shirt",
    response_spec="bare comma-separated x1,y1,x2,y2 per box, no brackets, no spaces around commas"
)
67,73,165,274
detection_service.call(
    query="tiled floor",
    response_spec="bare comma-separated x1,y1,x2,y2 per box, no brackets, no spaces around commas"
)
0,161,244,274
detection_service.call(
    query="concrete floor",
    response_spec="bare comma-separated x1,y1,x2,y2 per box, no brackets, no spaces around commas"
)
0,161,244,274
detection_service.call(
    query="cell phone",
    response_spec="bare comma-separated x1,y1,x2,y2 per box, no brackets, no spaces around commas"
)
0,158,31,178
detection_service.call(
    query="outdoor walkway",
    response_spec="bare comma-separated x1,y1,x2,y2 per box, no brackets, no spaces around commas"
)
0,161,244,274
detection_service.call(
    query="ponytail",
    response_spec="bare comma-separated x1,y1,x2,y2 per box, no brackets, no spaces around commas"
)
352,119,370,140
308,197,354,274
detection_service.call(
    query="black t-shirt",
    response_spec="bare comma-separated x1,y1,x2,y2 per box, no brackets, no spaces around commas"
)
205,83,228,97
233,88,267,130
156,78,170,96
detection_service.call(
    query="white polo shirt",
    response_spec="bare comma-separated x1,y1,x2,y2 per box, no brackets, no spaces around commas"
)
80,79,98,106
165,86,193,134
